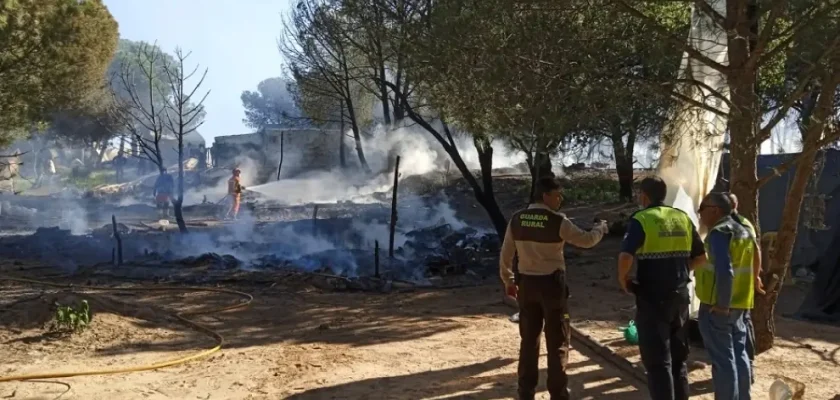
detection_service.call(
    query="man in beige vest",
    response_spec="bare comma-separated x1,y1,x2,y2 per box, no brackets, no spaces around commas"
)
500,177,609,400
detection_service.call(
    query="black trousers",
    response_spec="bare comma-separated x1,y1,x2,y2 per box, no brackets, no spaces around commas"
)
517,272,571,400
635,290,690,400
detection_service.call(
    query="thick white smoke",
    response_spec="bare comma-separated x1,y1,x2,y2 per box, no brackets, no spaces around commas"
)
247,123,525,205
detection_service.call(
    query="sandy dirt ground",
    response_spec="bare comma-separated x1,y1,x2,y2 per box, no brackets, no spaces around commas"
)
2,235,839,400
2,173,839,399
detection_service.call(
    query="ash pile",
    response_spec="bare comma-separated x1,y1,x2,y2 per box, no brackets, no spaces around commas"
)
81,221,500,291
0,221,500,291
398,224,500,278
249,222,501,288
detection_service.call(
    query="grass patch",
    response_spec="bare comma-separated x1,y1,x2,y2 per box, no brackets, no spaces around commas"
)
5,178,33,193
64,169,116,190
561,174,621,204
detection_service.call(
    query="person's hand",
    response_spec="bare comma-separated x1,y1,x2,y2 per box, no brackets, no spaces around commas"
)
594,219,609,233
711,305,730,315
755,276,766,295
618,276,631,295
505,284,518,299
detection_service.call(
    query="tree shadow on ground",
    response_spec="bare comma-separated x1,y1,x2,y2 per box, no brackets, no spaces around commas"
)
284,345,646,400
775,339,840,366
82,240,641,357
88,284,520,356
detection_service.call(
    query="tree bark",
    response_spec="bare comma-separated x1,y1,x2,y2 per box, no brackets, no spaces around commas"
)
174,134,188,234
339,107,347,168
527,134,554,202
615,152,634,203
276,132,285,181
344,94,370,172
475,136,508,238
611,121,637,203
393,65,407,121
753,76,838,353
726,0,760,228
375,40,391,126
388,82,508,238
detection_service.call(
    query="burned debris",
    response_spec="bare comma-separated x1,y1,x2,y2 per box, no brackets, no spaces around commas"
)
0,213,500,290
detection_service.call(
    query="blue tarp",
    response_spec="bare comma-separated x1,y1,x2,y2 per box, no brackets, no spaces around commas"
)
718,149,840,322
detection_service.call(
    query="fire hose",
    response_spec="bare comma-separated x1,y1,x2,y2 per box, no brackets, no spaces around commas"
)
0,275,253,383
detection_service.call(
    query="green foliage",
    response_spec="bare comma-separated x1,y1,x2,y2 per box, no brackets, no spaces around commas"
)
52,300,91,333
108,39,176,108
241,77,305,128
65,169,114,190
0,0,118,134
561,175,621,205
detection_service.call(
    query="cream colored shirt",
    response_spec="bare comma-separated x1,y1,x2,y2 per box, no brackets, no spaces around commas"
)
499,203,608,286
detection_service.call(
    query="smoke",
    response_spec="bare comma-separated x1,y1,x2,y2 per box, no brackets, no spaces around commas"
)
247,122,525,205
57,198,89,235
182,156,261,205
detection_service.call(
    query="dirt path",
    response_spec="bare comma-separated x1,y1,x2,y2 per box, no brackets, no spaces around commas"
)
0,281,644,400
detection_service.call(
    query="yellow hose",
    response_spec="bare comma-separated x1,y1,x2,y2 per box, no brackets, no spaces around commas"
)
0,275,253,382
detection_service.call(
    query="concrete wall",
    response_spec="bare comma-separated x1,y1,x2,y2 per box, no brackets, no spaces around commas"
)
211,127,343,182
263,128,342,178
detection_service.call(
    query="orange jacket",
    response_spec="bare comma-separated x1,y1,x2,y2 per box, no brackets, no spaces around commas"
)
228,177,242,195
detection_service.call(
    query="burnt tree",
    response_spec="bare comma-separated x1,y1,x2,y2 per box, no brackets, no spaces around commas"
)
162,48,210,234
110,42,169,175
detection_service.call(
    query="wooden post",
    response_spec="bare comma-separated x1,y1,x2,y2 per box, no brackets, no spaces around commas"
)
112,214,123,266
312,204,319,236
374,240,380,278
276,132,284,180
389,156,400,258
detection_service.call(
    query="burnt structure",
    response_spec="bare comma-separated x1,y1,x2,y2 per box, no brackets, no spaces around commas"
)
211,125,342,182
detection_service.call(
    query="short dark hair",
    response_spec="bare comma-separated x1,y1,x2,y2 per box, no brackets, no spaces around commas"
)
705,192,733,215
535,177,561,198
726,192,739,212
639,176,667,204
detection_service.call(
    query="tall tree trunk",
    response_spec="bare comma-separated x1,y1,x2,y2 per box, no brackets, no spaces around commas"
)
474,136,508,237
389,81,508,238
726,0,760,223
753,77,838,353
339,112,347,168
527,132,554,202
392,64,406,121
131,135,138,157
611,122,637,203
613,145,634,203
174,135,188,233
344,96,369,172
375,41,391,127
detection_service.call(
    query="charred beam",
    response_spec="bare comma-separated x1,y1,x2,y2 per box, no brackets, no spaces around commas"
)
389,156,400,258
112,215,123,266
276,132,285,180
375,240,380,278
312,205,319,236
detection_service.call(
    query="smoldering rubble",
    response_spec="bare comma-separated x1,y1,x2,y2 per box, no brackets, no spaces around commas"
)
0,200,501,291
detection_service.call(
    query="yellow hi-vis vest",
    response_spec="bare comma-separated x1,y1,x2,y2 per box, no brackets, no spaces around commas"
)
632,206,694,260
733,214,756,237
696,218,756,309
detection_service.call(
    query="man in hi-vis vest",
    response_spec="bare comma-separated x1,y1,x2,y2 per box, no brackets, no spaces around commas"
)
617,176,706,400
697,192,756,399
726,193,764,384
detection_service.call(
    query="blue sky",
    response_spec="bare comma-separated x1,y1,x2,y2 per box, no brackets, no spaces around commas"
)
103,0,294,144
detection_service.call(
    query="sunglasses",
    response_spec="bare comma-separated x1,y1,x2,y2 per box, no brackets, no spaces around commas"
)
697,204,719,213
